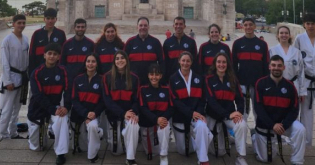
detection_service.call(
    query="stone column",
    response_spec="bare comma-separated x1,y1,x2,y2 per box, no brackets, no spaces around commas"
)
164,0,179,21
74,0,88,19
156,0,164,14
55,0,67,32
108,0,125,19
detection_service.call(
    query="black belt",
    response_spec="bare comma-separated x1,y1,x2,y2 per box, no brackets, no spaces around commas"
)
34,118,49,151
211,121,230,157
245,85,250,114
305,74,315,109
290,75,298,82
109,121,126,153
255,127,285,164
146,126,159,160
172,122,190,157
71,122,82,154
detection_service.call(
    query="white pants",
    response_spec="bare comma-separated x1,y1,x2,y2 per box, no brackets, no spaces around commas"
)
252,121,306,164
173,120,213,162
240,85,255,121
141,123,170,156
107,119,140,160
71,119,103,159
207,116,247,157
28,115,69,155
0,89,22,138
300,87,314,145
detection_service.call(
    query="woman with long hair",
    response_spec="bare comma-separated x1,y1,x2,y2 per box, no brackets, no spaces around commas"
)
204,52,248,165
71,53,104,163
103,50,140,165
198,24,232,74
169,51,212,165
95,23,125,73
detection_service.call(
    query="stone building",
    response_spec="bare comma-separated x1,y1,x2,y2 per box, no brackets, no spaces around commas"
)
47,0,235,35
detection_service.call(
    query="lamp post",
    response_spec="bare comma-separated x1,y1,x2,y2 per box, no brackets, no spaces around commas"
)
283,0,287,22
293,0,296,24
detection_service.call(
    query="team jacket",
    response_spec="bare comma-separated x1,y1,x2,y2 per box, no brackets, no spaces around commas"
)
254,76,299,130
204,74,244,121
29,27,66,75
232,36,269,86
71,73,105,123
198,41,232,74
124,34,165,85
139,84,174,127
103,71,140,122
169,70,205,123
60,36,95,82
28,64,70,122
95,39,124,74
163,34,198,80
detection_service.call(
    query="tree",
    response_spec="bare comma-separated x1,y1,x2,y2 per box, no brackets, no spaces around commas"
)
22,1,46,17
0,0,16,17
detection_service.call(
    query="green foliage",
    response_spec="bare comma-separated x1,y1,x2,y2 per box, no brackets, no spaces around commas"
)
0,0,16,17
22,1,46,17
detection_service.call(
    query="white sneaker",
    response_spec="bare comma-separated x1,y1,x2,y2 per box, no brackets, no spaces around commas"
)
160,156,168,165
235,156,248,165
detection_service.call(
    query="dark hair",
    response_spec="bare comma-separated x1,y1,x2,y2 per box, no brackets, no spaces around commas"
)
148,63,162,75
74,18,86,26
174,16,186,24
276,26,292,44
110,50,132,90
208,24,221,34
44,8,57,18
137,16,149,25
95,23,124,49
178,51,194,63
302,12,315,23
82,53,103,74
270,55,284,64
242,17,255,24
13,14,26,22
209,52,237,92
44,43,61,54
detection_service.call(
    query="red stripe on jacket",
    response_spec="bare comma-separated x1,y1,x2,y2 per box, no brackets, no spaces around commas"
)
78,92,100,104
147,101,168,111
43,85,63,95
237,52,263,61
67,55,86,63
110,90,133,101
263,96,291,108
129,53,157,61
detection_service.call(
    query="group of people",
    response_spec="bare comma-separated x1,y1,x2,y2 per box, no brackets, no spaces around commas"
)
1,7,315,165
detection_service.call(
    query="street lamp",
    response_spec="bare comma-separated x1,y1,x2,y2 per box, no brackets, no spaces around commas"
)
223,2,227,15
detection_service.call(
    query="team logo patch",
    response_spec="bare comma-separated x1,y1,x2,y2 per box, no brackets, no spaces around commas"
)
53,37,58,42
194,78,200,84
281,87,287,94
292,60,297,66
227,82,230,87
114,47,118,51
82,46,87,52
184,43,189,48
255,45,260,50
147,45,152,50
55,75,60,81
301,51,307,58
93,83,99,89
220,49,225,53
159,92,165,98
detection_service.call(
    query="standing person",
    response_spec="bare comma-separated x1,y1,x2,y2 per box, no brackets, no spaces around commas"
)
103,50,140,165
29,8,66,76
165,29,172,39
124,17,165,85
189,29,195,39
205,53,248,165
269,26,306,101
61,18,95,92
169,51,212,165
95,23,125,74
139,64,174,165
293,12,315,146
232,18,269,120
71,53,104,163
199,24,232,74
0,14,29,140
252,55,306,165
163,17,198,81
27,43,70,165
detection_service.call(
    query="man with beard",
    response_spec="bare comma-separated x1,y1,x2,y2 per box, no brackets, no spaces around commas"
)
252,55,306,165
60,18,95,93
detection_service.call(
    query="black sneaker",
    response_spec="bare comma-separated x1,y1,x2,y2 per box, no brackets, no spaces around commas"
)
11,135,27,139
49,131,55,139
126,159,138,165
56,154,66,165
90,154,99,163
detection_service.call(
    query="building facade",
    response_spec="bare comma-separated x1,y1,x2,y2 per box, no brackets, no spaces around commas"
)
47,0,235,35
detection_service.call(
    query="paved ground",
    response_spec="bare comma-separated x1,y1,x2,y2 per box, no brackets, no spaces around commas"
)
0,24,315,164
